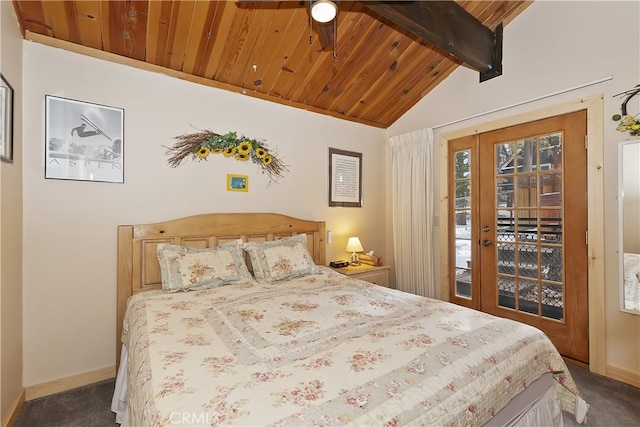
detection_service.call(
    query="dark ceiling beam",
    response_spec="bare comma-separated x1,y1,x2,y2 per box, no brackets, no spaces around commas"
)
360,1,503,82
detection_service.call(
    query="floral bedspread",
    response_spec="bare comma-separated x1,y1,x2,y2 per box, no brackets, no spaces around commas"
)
122,267,582,426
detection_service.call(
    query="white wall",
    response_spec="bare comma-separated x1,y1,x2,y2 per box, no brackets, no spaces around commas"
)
387,1,640,381
22,43,387,386
0,0,24,421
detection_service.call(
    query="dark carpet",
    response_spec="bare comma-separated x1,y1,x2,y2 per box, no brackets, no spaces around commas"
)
15,379,117,427
563,364,640,427
14,364,640,426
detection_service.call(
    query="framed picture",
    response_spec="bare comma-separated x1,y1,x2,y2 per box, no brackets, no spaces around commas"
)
227,174,248,192
0,73,14,162
329,147,362,207
45,95,124,183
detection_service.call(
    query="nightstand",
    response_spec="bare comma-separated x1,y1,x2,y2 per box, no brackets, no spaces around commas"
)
330,264,391,287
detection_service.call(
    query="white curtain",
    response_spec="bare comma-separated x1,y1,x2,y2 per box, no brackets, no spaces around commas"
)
387,128,435,297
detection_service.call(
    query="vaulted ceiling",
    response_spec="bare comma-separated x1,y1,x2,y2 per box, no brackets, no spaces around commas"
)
11,0,531,128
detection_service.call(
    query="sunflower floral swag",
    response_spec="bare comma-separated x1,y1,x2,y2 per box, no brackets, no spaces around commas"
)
165,129,289,185
612,84,640,137
612,114,640,137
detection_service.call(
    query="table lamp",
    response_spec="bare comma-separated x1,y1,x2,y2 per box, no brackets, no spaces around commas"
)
346,237,364,265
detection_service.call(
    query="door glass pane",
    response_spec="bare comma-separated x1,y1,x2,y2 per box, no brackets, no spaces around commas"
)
454,150,470,178
455,267,471,298
495,134,565,321
516,209,538,242
542,247,563,283
456,181,470,207
497,243,515,274
455,210,471,237
517,175,537,208
541,210,562,244
540,172,563,246
496,143,514,175
453,149,472,299
497,176,514,208
518,279,539,315
540,172,562,204
517,245,539,279
517,139,537,173
539,133,562,170
497,210,515,242
541,283,564,319
455,238,472,269
498,276,516,309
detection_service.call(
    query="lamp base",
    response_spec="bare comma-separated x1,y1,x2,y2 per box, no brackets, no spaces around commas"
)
350,252,360,266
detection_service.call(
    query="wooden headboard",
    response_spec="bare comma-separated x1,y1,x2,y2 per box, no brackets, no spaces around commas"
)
116,212,326,366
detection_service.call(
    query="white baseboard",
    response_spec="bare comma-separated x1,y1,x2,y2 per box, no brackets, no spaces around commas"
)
605,363,640,388
24,365,116,401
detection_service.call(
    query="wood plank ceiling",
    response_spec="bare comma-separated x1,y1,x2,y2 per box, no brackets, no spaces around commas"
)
11,0,531,128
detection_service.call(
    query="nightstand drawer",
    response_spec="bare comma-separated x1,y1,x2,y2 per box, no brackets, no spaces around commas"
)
330,265,391,287
351,270,389,287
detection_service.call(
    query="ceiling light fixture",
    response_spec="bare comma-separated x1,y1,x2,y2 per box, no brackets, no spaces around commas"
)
311,0,337,23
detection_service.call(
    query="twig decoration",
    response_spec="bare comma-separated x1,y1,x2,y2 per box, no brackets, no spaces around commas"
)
612,84,640,136
165,129,289,186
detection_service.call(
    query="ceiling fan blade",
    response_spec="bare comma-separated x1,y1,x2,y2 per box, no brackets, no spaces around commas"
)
316,21,335,50
235,1,306,9
236,1,338,51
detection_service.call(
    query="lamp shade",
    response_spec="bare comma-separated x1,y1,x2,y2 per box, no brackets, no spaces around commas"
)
346,237,364,253
311,0,337,23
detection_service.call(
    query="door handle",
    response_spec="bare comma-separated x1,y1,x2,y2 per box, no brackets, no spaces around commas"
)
482,239,493,246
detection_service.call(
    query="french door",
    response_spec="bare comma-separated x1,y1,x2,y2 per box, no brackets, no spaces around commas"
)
449,111,589,364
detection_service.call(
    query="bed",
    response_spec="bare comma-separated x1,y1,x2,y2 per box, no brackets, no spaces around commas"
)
112,212,588,426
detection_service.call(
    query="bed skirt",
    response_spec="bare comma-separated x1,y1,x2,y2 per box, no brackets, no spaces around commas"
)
111,346,130,426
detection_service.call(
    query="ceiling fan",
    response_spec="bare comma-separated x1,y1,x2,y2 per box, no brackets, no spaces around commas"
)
237,1,504,81
237,0,343,56
309,0,338,22
307,0,340,57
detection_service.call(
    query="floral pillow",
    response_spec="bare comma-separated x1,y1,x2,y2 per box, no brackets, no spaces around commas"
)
242,234,321,283
156,240,254,292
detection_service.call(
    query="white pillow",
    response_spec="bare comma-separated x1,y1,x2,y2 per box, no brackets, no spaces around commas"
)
242,234,321,283
157,240,253,292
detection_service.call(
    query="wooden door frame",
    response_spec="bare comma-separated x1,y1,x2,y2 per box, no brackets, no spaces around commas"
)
439,95,605,375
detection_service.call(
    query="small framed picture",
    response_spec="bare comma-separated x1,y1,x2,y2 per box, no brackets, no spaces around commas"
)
227,174,248,192
0,73,14,163
329,148,362,207
45,95,124,183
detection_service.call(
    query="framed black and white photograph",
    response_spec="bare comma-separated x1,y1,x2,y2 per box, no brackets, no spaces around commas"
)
45,95,124,183
0,73,14,162
328,147,362,207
